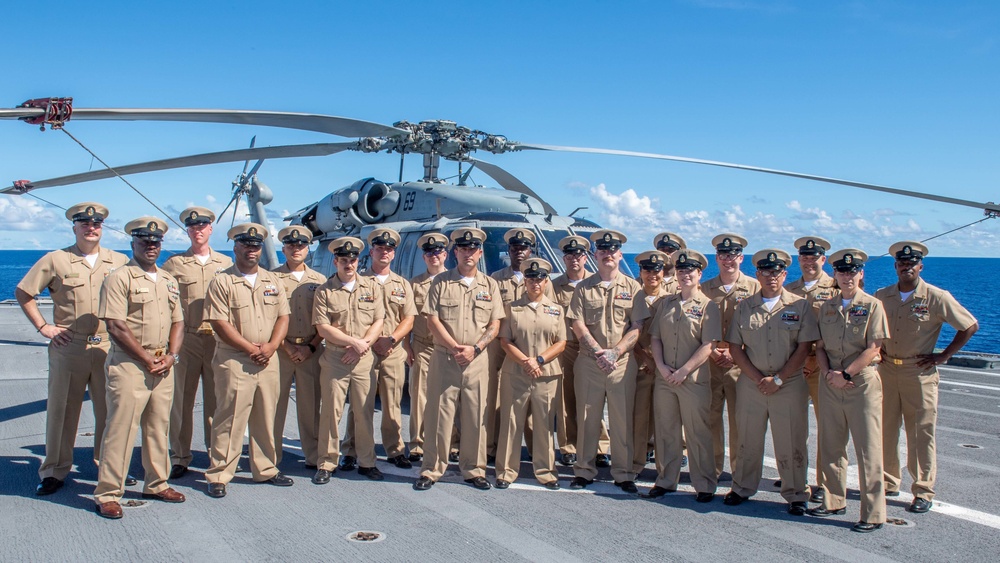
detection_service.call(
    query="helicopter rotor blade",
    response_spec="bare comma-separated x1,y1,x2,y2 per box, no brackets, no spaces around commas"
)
2,142,358,194
217,189,242,225
240,136,257,177
465,157,558,216
515,143,1000,214
0,107,407,138
246,159,266,179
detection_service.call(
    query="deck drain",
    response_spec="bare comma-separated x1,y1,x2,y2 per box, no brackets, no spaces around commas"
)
346,531,385,543
121,500,148,510
886,517,914,528
959,444,983,449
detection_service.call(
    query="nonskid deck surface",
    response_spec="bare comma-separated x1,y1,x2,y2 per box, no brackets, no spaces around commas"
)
2,305,999,562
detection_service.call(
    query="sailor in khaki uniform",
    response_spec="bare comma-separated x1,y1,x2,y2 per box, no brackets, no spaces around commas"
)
552,235,611,467
312,237,385,484
341,228,417,470
414,227,505,491
653,231,686,295
405,233,450,462
876,241,977,513
16,202,130,496
702,233,760,479
785,235,836,504
648,250,720,502
567,230,650,493
204,223,292,498
809,249,889,533
724,250,819,515
495,258,567,489
163,206,233,479
631,250,671,477
272,226,326,469
94,218,186,519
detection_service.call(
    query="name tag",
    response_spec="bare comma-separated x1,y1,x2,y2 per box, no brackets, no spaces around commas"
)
64,273,80,279
134,287,150,294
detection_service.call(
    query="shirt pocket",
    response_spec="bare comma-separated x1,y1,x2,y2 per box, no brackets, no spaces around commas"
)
129,290,154,317
438,298,461,322
583,299,604,326
472,300,492,325
177,277,197,302
357,301,377,327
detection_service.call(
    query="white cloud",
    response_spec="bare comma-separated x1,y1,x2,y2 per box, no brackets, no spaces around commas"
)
0,195,61,231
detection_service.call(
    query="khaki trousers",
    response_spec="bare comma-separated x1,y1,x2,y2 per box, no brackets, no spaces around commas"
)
408,337,434,456
205,347,281,484
420,348,489,481
710,362,740,477
343,344,407,459
317,349,376,471
818,367,886,524
653,374,716,494
41,335,110,480
275,347,321,466
485,340,505,457
94,348,173,503
574,354,636,483
631,367,656,474
805,354,824,488
880,362,939,500
169,331,217,467
556,343,610,456
731,375,810,502
495,369,559,485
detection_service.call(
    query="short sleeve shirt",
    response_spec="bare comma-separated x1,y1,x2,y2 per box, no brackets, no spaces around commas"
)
875,278,977,359
500,295,567,377
17,245,130,335
99,261,183,349
786,271,837,314
162,250,233,330
702,271,761,348
636,288,669,353
423,269,505,347
365,270,417,337
567,271,650,350
203,266,290,350
551,273,584,343
649,290,721,382
409,271,437,343
273,264,327,340
817,291,890,371
312,275,385,339
727,290,820,374
492,265,555,307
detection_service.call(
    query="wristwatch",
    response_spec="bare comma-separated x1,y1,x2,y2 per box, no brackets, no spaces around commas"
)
842,370,853,381
389,335,397,345
307,343,317,353
473,345,482,356
772,374,782,386
536,355,546,366
171,353,181,363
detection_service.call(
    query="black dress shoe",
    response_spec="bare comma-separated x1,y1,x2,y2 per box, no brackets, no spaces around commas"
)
723,491,748,506
339,456,357,471
448,451,460,463
646,451,655,464
595,454,612,468
408,452,423,463
495,479,510,489
788,501,807,516
680,455,688,468
885,490,900,497
169,464,188,480
614,480,638,494
646,486,675,498
807,506,847,517
125,474,138,486
465,476,491,490
559,453,577,466
304,463,318,470
312,469,332,484
413,476,434,490
773,479,782,488
809,487,825,504
696,492,715,503
207,483,226,498
387,455,413,469
544,481,560,490
852,521,883,533
569,477,593,489
264,473,294,487
358,467,385,481
908,498,932,513
36,477,64,496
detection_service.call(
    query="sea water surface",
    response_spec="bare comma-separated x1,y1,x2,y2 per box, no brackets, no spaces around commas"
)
1,250,994,353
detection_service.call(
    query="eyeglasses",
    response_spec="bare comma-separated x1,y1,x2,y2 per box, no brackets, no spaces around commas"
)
834,267,862,274
717,253,741,261
423,248,446,256
757,269,786,278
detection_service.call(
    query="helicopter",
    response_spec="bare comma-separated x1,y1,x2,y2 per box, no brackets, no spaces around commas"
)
3,97,999,279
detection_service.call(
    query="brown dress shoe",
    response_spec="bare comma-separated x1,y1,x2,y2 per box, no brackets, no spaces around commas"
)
141,487,186,503
96,501,123,519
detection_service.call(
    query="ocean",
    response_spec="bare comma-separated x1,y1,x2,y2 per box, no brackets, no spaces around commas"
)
1,250,994,353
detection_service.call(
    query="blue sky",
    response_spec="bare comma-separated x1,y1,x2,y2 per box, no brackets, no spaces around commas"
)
1,0,998,256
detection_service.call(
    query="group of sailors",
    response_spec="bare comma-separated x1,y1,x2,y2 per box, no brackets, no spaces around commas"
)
17,202,978,534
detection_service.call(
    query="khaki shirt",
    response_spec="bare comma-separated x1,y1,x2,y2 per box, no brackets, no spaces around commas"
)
17,246,130,336
312,275,385,340
636,288,669,357
875,278,977,360
552,273,585,344
500,295,567,377
204,266,290,352
99,261,183,350
786,271,837,314
817,291,890,371
162,250,233,330
423,269,505,349
409,271,438,344
649,290,721,383
727,290,820,375
273,264,327,340
492,265,555,307
703,271,761,349
567,271,650,350
660,277,679,295
365,270,417,337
